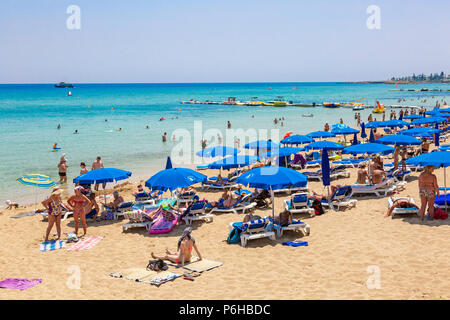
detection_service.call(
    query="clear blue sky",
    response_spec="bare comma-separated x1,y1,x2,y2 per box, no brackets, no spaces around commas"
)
0,0,449,83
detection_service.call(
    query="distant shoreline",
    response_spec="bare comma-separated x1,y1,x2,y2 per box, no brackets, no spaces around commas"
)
350,80,450,85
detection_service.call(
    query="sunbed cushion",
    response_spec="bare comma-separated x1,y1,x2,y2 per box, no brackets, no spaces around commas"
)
435,194,450,206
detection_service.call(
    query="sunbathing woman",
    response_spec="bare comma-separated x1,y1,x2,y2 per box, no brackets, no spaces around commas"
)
311,185,340,201
273,209,292,226
385,196,419,217
418,166,440,221
42,188,65,242
67,186,90,237
209,190,230,207
151,227,202,266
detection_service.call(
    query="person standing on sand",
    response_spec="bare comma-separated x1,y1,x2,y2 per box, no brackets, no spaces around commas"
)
58,159,68,183
393,146,400,170
340,118,344,124
41,188,64,242
92,156,105,191
324,123,330,132
67,186,90,237
382,112,386,121
418,166,439,221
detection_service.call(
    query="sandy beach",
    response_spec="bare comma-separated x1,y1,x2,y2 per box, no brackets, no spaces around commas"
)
1,157,449,300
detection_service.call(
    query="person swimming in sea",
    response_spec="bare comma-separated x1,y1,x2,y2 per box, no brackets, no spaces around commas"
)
74,129,79,134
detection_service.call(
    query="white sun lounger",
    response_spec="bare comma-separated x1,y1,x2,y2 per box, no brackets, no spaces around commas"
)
122,211,153,231
388,197,419,219
283,193,315,217
270,219,311,237
350,179,397,198
229,218,276,247
182,201,214,225
320,186,358,211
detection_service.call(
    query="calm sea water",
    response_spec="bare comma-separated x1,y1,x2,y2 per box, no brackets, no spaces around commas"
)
1,82,449,205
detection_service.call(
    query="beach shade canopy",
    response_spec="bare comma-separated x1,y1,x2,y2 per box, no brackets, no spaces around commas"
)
196,146,240,158
331,126,359,135
17,174,56,188
165,156,173,169
259,147,304,159
403,114,423,120
360,122,367,138
376,134,422,146
73,168,132,184
307,131,336,139
352,132,358,145
207,155,259,170
410,117,447,125
321,148,331,187
304,140,345,151
342,143,395,156
280,134,314,145
398,127,440,137
145,168,207,192
369,129,375,143
244,140,279,150
236,166,308,218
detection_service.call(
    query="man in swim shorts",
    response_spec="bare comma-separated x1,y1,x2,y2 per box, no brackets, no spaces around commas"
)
92,156,105,191
58,159,68,183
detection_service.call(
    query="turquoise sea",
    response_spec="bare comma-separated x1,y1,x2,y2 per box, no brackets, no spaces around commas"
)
1,82,449,205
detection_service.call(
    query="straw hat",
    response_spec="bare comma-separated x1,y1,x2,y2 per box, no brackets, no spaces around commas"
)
51,188,62,196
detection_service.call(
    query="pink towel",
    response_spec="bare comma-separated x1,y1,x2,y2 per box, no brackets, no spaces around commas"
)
67,236,103,251
0,278,42,290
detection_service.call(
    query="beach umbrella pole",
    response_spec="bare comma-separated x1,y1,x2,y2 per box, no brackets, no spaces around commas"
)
445,167,448,211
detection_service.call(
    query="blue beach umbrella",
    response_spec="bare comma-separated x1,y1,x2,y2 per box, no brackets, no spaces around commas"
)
145,168,207,192
73,168,131,185
259,147,304,159
165,156,173,169
369,129,375,143
244,140,279,150
360,122,367,139
435,132,440,147
352,132,358,145
376,134,422,146
207,155,259,170
280,135,314,145
307,131,336,139
196,146,240,158
411,117,447,125
398,127,440,137
321,148,331,187
331,126,359,135
342,143,395,156
365,121,385,129
407,151,450,210
382,120,409,128
236,166,308,217
304,141,345,151
403,114,422,120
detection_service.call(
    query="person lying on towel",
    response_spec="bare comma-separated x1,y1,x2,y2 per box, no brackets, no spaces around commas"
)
385,196,419,218
151,227,202,266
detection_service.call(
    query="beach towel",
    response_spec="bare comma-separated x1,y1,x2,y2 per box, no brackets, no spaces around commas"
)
109,268,180,287
282,241,308,247
10,211,39,219
67,236,103,251
40,240,66,252
0,278,42,290
165,256,223,273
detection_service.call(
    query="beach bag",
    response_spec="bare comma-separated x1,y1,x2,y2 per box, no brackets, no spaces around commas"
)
434,207,448,220
227,226,242,244
311,199,324,215
146,259,168,271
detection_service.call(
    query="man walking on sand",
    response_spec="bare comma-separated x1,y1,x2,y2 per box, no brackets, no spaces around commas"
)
92,156,105,191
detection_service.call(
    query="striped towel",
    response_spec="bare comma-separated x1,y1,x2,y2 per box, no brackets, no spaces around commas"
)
67,236,103,252
40,240,66,252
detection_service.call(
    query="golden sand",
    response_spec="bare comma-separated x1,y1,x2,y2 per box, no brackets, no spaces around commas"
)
0,161,449,300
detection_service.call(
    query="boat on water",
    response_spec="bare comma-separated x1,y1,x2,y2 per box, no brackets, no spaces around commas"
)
302,113,313,117
271,96,289,107
181,99,200,104
352,105,365,111
323,102,341,108
55,82,73,88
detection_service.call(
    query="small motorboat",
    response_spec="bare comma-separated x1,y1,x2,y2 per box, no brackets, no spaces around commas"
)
302,113,314,117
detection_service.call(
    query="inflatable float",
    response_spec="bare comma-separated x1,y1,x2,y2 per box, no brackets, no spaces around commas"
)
372,101,386,114
148,209,179,234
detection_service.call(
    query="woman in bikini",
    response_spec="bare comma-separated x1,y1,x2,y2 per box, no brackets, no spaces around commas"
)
67,186,91,236
41,188,64,242
418,166,440,221
151,227,202,266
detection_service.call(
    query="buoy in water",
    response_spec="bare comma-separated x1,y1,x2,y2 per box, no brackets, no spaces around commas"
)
68,91,72,96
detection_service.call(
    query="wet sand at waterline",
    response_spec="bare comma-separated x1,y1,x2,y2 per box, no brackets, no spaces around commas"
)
0,165,449,300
